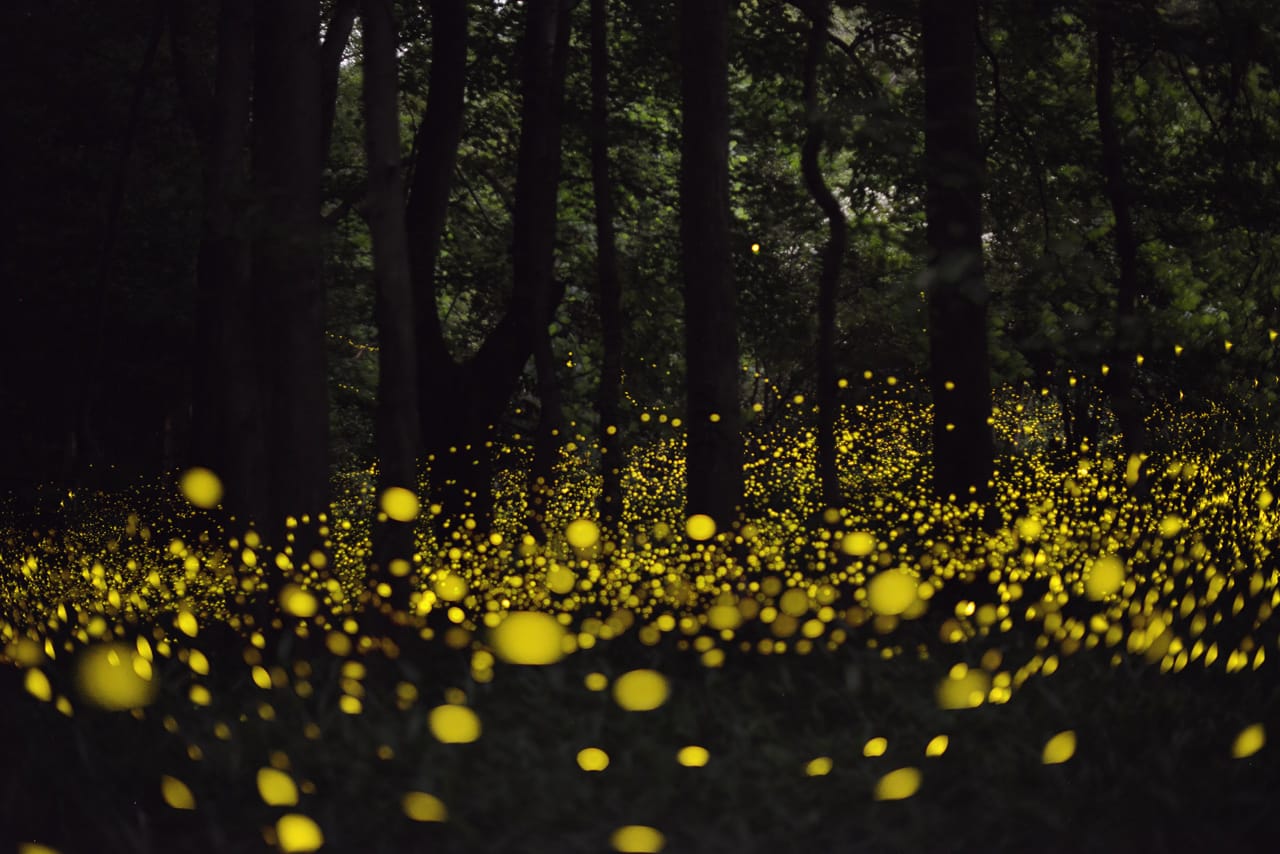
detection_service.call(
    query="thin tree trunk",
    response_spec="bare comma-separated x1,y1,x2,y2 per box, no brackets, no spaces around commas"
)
520,0,573,539
589,0,625,531
252,0,328,550
1094,0,1147,460
679,0,743,530
799,0,847,510
920,0,995,504
361,0,420,598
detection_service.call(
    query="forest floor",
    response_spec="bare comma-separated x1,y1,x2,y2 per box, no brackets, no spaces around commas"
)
3,394,1280,853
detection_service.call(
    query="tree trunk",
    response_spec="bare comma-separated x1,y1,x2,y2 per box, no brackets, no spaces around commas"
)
252,0,329,552
920,0,994,504
590,0,625,531
361,0,420,599
799,0,847,511
679,0,743,529
521,0,573,539
174,0,269,529
1094,0,1147,460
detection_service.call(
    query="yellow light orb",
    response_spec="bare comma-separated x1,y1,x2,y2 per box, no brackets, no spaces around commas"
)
1232,723,1265,759
490,611,567,665
576,747,610,771
179,467,223,509
75,642,159,711
1084,555,1126,600
380,486,420,522
612,669,670,711
161,775,196,810
566,518,600,549
751,242,761,254
685,514,716,541
280,584,319,618
873,767,921,801
610,825,666,853
867,570,918,617
840,531,876,557
276,814,324,853
428,704,482,743
257,767,299,806
402,791,448,822
1042,730,1077,765
935,668,990,710
804,756,833,777
676,745,710,767
433,571,469,602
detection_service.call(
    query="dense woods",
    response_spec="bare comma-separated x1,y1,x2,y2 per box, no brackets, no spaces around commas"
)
5,0,1280,521
6,0,1280,850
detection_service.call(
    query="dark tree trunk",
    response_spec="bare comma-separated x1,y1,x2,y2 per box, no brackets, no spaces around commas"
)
590,0,625,531
679,0,743,529
920,0,994,504
361,0,420,596
252,0,329,549
521,0,573,539
1094,0,1147,460
403,0,489,533
173,0,269,528
799,0,847,510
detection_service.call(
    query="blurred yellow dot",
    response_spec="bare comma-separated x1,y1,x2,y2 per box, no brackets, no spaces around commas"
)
577,747,610,771
180,467,222,509
428,704,481,743
867,570,918,617
685,514,716,541
584,672,609,691
176,610,199,637
379,487,420,522
24,668,52,702
873,767,921,800
804,756,833,777
863,737,888,757
433,571,468,602
403,791,448,822
257,767,299,806
751,242,761,254
1232,723,1265,759
18,844,61,854
547,566,577,594
161,775,196,810
566,518,600,549
925,734,949,757
491,611,567,665
276,814,324,853
1042,730,1076,765
840,531,876,557
612,669,670,711
610,825,666,853
1158,515,1184,537
676,745,710,767
280,585,318,618
75,642,158,711
936,668,990,710
1084,555,1125,600
778,588,809,617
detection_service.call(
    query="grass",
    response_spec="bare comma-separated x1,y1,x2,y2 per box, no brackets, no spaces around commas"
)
3,386,1280,853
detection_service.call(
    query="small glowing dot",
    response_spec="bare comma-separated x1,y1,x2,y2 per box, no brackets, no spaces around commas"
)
577,747,610,771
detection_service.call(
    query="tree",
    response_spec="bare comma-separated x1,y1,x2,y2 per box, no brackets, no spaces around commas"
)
920,0,994,503
407,0,572,535
1093,0,1147,460
360,0,420,593
590,0,626,530
520,0,574,539
679,0,743,528
171,0,266,527
798,0,848,510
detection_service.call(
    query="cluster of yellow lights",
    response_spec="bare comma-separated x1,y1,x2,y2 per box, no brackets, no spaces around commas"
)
4,380,1280,850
